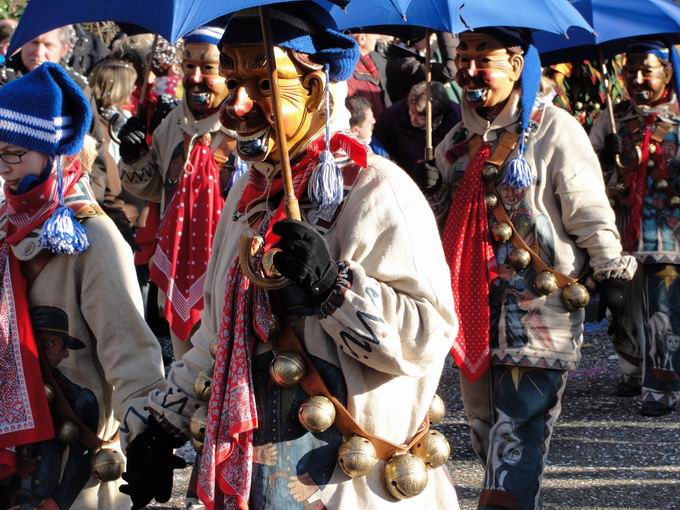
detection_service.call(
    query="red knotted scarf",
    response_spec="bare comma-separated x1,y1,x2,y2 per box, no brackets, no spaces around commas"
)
0,162,89,477
150,139,225,341
442,143,495,382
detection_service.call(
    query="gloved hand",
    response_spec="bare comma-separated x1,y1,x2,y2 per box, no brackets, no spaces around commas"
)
118,116,149,164
602,133,623,165
597,277,628,328
272,220,338,304
413,159,441,192
119,416,187,509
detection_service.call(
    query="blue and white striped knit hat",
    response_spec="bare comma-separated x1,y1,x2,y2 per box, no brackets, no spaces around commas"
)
184,26,224,46
0,62,91,156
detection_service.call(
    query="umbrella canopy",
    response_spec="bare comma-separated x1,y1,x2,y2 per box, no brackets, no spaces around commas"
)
330,0,593,35
535,0,680,65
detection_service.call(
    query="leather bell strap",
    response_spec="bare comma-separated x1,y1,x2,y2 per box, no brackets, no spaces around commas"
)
277,320,430,461
626,118,671,144
467,131,519,169
491,202,577,289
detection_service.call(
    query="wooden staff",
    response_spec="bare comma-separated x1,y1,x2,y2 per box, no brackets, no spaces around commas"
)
598,46,625,168
259,6,301,221
425,29,434,161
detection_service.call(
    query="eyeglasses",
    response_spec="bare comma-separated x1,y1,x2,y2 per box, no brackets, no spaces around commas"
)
0,151,27,164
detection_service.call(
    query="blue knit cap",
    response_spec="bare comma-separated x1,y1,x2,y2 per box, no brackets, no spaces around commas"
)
0,62,91,156
220,1,359,82
474,27,541,191
626,38,680,101
184,26,224,46
0,62,92,255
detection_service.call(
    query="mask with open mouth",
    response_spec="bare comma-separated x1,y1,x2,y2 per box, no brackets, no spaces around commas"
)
218,44,327,163
623,52,672,107
181,42,228,116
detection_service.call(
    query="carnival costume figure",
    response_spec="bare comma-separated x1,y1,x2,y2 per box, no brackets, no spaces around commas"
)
420,28,636,509
590,39,680,416
118,26,247,359
0,63,166,510
120,4,459,510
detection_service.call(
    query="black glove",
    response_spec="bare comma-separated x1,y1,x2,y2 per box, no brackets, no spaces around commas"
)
602,133,623,165
597,277,628,327
119,416,187,509
272,220,338,304
413,159,441,193
118,116,149,164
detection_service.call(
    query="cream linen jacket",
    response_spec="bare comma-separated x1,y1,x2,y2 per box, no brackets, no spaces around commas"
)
149,152,460,509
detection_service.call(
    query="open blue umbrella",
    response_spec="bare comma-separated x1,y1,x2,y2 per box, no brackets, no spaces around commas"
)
534,0,680,65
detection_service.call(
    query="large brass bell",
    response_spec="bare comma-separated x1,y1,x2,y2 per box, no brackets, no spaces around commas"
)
654,179,669,193
91,448,125,482
191,437,204,453
492,223,513,243
649,143,657,154
383,453,429,500
337,436,378,478
508,248,531,271
209,340,218,358
482,164,499,182
298,396,336,433
57,421,80,444
410,430,451,469
190,407,207,442
194,368,213,402
562,283,590,311
428,394,446,425
44,383,55,403
648,159,655,168
669,195,680,209
485,193,498,209
269,352,306,388
533,271,558,296
611,182,628,196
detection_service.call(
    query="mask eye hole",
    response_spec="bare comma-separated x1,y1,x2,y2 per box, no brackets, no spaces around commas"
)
258,78,271,93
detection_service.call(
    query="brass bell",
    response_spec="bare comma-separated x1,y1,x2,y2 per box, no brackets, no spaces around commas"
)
57,421,80,444
594,103,602,111
209,340,218,358
191,436,204,453
533,271,558,296
337,436,378,478
649,143,657,154
44,383,55,403
298,396,336,433
611,182,627,195
491,223,513,243
91,448,125,482
608,198,617,208
194,368,213,402
269,352,306,388
508,248,531,271
648,159,655,168
190,407,207,442
574,101,584,111
383,453,429,500
654,179,669,193
482,164,499,182
669,195,680,209
428,394,446,425
562,283,590,311
485,193,498,209
410,430,451,469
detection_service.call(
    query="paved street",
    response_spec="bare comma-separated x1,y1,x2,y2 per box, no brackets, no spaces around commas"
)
152,321,680,510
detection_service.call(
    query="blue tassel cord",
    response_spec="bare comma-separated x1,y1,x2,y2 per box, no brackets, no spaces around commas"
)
39,158,89,254
501,134,533,191
308,65,344,209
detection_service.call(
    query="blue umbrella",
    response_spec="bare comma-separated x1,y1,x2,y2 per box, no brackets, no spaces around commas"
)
534,0,680,65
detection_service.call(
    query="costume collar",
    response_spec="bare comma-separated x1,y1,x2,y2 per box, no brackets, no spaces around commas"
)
178,99,224,137
632,92,680,123
461,89,522,142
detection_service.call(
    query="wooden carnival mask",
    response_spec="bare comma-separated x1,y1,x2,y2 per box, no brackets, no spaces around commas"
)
623,52,673,107
455,31,524,111
181,42,228,117
218,44,326,163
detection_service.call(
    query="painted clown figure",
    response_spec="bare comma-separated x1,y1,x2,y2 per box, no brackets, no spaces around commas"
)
420,28,636,509
118,25,245,359
590,39,680,416
120,4,459,510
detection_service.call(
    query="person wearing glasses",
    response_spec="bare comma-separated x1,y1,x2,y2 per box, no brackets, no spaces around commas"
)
0,63,166,510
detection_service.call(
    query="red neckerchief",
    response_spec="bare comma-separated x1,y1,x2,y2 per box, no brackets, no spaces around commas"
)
624,114,656,252
2,160,84,244
442,143,495,382
198,133,367,510
150,139,225,341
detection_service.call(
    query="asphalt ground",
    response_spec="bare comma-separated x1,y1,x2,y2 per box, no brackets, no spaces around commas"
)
150,320,680,510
